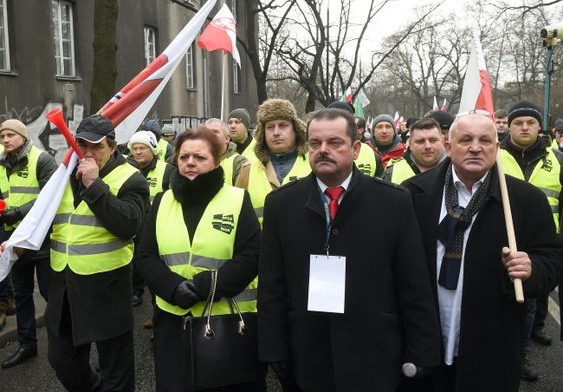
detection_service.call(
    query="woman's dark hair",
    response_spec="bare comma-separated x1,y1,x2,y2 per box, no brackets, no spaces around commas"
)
174,127,222,165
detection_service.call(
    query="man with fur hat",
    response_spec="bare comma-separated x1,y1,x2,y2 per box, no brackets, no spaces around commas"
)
228,108,256,159
46,114,149,391
0,119,58,368
499,100,563,381
204,118,250,188
247,99,311,223
372,114,406,168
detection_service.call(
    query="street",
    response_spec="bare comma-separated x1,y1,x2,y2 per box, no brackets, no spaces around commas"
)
0,290,560,391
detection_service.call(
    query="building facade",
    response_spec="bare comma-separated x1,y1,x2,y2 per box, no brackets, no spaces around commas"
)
0,0,258,160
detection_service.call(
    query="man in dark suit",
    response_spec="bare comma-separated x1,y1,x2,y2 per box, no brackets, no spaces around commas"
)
257,108,441,392
402,112,563,392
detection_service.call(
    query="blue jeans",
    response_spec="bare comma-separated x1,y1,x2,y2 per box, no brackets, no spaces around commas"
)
521,298,537,355
11,252,50,348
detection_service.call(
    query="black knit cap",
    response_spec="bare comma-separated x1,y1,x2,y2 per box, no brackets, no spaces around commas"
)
425,110,454,131
508,100,542,127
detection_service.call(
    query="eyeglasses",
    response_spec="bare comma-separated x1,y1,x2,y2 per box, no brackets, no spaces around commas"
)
455,109,494,119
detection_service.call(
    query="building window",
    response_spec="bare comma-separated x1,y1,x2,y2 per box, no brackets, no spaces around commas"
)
0,0,10,71
186,44,195,90
232,58,240,94
52,0,76,77
144,27,156,66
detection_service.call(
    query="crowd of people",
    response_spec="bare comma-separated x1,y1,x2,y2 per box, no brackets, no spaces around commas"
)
0,98,561,392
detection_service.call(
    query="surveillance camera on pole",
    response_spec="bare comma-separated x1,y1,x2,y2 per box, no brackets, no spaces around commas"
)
541,23,563,47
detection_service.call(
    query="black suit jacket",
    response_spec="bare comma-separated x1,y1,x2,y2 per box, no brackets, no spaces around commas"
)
258,168,441,392
402,159,563,392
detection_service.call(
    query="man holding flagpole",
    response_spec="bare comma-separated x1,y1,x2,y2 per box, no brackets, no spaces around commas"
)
45,115,149,391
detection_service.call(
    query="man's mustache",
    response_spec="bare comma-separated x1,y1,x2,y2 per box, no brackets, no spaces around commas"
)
315,153,336,164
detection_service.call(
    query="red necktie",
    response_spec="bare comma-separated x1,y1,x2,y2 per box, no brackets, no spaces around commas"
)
324,186,345,220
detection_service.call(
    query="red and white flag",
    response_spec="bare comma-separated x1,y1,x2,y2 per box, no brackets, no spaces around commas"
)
0,0,218,279
458,30,494,115
100,0,217,144
441,98,448,111
393,111,401,129
433,96,438,110
197,4,240,67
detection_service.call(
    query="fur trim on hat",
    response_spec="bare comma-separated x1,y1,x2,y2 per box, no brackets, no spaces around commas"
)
253,99,307,163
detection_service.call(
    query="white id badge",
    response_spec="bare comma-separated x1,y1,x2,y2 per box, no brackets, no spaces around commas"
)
307,254,346,313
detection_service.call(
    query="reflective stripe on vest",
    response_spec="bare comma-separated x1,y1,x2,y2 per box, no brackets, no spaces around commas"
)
355,142,376,176
146,160,167,203
500,148,561,232
389,159,416,185
0,146,42,230
157,139,169,161
221,153,237,186
155,185,257,316
247,154,311,224
50,163,139,274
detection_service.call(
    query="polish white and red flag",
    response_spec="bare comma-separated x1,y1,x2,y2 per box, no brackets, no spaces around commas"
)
393,111,402,129
441,98,448,111
197,4,241,67
0,0,217,279
433,96,439,110
458,29,494,115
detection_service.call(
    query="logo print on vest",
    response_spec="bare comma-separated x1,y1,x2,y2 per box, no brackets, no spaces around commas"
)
212,214,235,234
357,163,372,175
147,177,157,188
541,158,553,173
17,167,29,178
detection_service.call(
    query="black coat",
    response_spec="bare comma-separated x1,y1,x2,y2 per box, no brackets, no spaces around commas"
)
402,159,563,392
45,153,150,345
258,169,441,392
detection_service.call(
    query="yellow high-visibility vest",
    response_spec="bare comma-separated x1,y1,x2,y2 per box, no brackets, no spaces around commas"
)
146,160,168,203
355,143,376,177
50,164,139,274
155,185,257,316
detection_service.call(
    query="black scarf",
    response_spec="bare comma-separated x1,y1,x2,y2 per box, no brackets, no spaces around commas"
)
437,163,491,290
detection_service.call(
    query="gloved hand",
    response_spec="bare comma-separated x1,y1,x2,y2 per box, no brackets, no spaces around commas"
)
269,361,291,380
172,280,202,309
0,208,22,226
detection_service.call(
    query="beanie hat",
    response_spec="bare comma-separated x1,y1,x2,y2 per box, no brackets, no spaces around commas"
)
142,119,162,137
554,118,563,131
254,99,307,163
161,124,176,136
128,131,159,155
426,110,454,131
372,114,396,133
327,101,355,114
508,101,542,127
228,108,251,130
0,119,27,138
406,117,418,129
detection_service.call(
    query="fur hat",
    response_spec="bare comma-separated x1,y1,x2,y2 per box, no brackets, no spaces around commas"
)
508,101,542,127
0,119,27,138
253,99,307,162
228,108,251,130
372,114,396,132
128,131,159,155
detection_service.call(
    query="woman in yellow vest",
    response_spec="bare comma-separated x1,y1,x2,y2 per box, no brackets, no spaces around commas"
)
136,128,264,392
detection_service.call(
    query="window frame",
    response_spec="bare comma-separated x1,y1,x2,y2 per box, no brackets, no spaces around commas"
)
144,26,157,66
52,0,76,77
0,0,10,72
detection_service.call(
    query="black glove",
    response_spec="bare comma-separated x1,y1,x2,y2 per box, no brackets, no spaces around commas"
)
1,208,22,226
172,280,202,309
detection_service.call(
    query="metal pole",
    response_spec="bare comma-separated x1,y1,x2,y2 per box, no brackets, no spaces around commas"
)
543,45,553,134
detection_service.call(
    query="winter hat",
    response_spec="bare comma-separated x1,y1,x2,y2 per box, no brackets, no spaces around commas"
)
228,108,251,130
406,117,418,129
161,124,176,136
142,119,162,138
0,119,27,138
554,118,563,131
328,101,355,114
253,99,307,163
128,130,159,155
426,110,454,131
76,115,115,143
508,101,542,127
372,114,396,132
